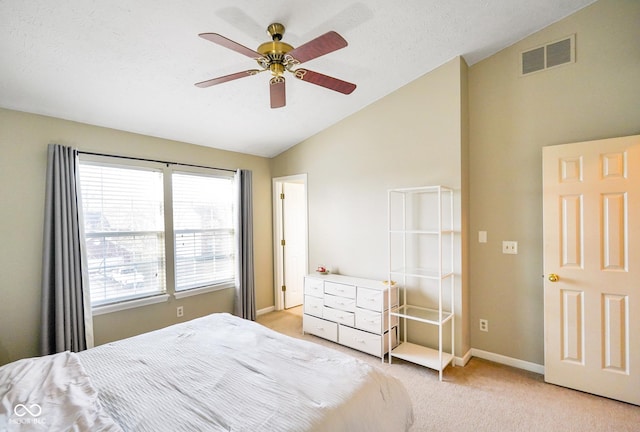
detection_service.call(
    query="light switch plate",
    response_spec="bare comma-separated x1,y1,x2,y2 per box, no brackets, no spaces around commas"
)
502,241,518,254
478,231,487,243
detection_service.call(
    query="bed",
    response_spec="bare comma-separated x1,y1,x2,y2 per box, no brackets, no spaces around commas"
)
0,313,413,431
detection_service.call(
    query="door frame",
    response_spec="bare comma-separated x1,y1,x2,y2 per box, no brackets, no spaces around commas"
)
272,174,308,311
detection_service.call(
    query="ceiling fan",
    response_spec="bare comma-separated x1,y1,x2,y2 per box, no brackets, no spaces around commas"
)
195,23,356,109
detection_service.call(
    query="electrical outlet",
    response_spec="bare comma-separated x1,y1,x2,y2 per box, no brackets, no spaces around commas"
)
502,241,518,254
177,306,184,317
479,319,489,332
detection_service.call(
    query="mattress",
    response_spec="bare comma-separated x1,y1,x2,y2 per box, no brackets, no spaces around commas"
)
73,313,414,431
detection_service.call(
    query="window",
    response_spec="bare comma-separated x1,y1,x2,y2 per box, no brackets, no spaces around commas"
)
172,173,234,291
79,163,166,306
78,156,235,310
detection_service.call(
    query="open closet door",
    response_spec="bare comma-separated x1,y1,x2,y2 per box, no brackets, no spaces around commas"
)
273,175,308,310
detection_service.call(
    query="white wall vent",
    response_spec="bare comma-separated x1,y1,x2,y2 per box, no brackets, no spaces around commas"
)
520,34,575,76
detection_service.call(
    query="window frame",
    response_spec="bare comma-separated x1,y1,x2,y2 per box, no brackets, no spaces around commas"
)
78,154,236,315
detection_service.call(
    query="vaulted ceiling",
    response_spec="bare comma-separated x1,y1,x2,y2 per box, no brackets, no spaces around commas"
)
0,0,596,157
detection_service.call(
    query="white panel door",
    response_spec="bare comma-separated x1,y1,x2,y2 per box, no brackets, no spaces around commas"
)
543,135,640,405
283,182,305,309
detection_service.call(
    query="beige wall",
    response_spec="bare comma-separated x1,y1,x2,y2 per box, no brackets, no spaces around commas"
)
468,0,640,364
272,57,471,358
0,109,273,365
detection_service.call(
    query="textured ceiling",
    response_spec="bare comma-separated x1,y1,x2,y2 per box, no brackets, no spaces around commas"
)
0,0,596,157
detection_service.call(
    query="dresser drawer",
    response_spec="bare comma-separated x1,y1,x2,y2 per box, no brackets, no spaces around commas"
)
355,307,398,333
323,306,355,327
304,295,324,317
324,293,356,312
356,286,398,312
339,325,397,357
304,277,324,298
324,281,356,298
303,314,338,342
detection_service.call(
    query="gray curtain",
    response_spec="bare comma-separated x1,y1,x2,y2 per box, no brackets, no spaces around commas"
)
41,144,93,355
235,169,256,320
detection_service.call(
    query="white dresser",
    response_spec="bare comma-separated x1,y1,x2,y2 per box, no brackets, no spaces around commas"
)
303,274,398,360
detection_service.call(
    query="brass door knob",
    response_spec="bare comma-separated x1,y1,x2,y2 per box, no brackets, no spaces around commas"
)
548,273,559,282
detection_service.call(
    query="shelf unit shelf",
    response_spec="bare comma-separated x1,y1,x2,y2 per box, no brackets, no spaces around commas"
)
389,267,454,280
387,185,456,381
389,230,457,235
390,342,454,370
390,305,454,326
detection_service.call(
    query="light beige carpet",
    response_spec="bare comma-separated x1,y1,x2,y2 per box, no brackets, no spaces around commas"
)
257,307,640,432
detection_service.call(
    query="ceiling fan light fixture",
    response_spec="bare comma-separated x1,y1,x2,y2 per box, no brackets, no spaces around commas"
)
269,62,285,78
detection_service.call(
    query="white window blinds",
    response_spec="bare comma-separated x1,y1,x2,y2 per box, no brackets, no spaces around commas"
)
78,163,166,306
78,156,236,308
172,172,235,291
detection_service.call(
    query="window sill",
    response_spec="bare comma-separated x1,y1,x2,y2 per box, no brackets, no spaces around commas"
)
91,283,234,315
174,282,235,300
92,294,170,316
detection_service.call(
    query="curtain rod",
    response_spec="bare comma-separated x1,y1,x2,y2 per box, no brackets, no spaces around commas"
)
78,150,237,173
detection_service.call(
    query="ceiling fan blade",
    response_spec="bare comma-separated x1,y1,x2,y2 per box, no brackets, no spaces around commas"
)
286,31,348,65
270,77,286,109
292,69,356,95
199,33,265,60
195,70,261,88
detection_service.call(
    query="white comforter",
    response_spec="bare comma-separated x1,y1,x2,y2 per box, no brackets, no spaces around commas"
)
79,313,413,431
0,351,121,431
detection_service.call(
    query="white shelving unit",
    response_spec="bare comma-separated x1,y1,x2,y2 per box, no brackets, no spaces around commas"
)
387,185,455,381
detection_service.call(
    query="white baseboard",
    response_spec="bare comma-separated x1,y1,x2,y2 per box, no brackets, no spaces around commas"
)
455,349,473,367
470,348,545,375
257,306,275,316
261,306,543,374
425,348,543,375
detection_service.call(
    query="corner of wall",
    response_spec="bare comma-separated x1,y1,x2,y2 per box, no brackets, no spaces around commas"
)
459,55,471,357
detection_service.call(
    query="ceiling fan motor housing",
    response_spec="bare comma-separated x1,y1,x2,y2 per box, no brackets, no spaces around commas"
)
257,38,293,77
